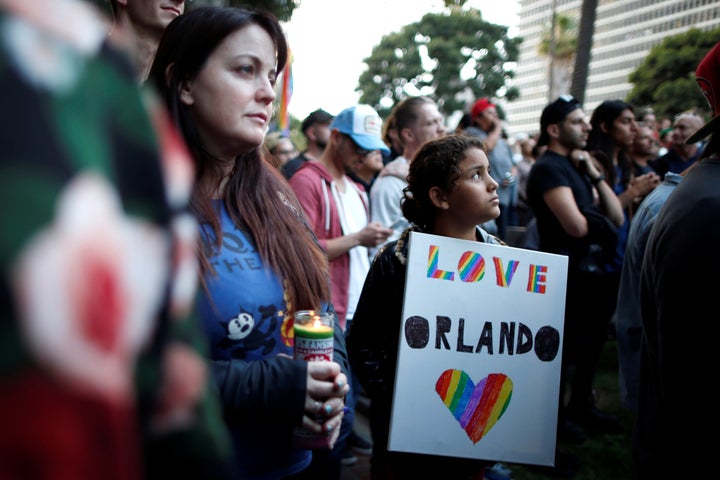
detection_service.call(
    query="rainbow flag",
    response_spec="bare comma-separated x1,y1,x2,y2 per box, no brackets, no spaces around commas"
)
278,49,293,136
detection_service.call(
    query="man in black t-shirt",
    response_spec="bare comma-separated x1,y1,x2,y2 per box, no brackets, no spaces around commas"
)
527,95,624,476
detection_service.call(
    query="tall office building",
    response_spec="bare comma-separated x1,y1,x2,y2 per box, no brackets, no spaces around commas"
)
503,0,720,138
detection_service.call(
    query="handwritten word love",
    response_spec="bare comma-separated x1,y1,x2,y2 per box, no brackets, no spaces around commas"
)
426,245,548,293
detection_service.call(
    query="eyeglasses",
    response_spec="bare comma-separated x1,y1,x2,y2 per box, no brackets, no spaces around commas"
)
343,134,375,157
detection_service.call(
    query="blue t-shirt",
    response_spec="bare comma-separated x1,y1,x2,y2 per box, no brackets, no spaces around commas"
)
198,215,294,363
197,202,311,480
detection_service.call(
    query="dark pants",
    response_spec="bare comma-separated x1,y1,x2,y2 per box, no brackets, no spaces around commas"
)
338,320,358,455
561,268,619,414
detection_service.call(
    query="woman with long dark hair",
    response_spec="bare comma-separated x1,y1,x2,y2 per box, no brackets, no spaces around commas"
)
576,100,658,433
148,7,349,479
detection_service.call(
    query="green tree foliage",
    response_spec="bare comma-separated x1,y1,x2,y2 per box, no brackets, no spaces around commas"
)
189,0,299,22
357,9,522,118
626,27,720,120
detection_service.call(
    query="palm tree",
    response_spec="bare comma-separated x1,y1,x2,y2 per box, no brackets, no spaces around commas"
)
538,11,578,100
570,0,599,105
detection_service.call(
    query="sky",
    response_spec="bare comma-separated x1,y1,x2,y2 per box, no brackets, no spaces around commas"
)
282,0,521,121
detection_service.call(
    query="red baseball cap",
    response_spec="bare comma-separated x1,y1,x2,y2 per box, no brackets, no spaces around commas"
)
686,40,720,144
471,98,495,117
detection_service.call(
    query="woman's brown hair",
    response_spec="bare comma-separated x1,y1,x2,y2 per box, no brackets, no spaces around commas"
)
148,6,330,313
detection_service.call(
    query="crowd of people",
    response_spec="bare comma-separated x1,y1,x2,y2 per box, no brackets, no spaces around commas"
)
1,2,718,480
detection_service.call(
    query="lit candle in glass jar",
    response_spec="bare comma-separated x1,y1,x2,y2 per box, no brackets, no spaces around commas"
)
293,310,333,362
292,310,335,449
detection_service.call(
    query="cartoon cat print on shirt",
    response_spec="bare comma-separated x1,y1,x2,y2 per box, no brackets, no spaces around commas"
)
218,304,279,358
224,311,254,341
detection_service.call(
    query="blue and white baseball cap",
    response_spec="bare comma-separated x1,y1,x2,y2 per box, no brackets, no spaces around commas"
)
331,104,389,152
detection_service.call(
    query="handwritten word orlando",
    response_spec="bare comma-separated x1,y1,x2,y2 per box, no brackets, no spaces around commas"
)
407,245,560,362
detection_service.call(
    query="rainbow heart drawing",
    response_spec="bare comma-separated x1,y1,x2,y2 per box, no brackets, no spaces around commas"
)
435,370,513,444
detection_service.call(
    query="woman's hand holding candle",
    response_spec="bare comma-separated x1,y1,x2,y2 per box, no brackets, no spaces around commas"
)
302,361,348,448
293,310,346,448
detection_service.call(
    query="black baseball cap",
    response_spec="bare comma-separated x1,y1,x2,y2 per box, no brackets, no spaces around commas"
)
301,109,334,134
538,95,582,146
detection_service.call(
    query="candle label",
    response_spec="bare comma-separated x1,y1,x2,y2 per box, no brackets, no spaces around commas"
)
294,337,333,362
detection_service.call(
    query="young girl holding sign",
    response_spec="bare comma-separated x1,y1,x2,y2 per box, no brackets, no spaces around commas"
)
347,134,505,479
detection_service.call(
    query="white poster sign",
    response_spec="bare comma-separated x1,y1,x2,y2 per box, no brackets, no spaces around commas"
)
387,232,568,466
